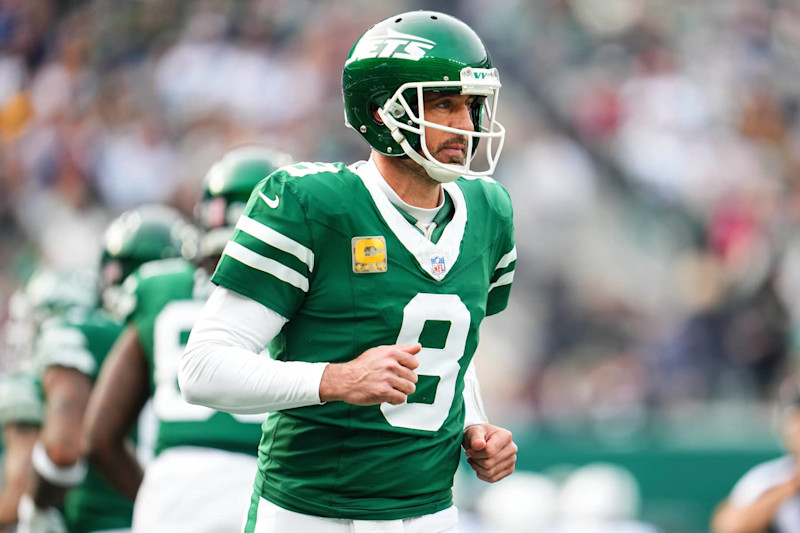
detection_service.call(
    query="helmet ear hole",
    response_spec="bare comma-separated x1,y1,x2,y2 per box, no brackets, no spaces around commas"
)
371,103,384,124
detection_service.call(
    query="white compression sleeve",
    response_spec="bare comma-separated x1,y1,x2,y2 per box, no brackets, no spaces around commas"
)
463,360,489,429
179,286,328,414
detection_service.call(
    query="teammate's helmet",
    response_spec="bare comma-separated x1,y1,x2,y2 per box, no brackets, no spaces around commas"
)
13,268,99,318
342,10,505,183
100,204,198,312
195,145,293,259
4,268,99,367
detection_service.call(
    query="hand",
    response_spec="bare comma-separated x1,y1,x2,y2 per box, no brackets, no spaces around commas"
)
463,424,517,483
319,344,421,406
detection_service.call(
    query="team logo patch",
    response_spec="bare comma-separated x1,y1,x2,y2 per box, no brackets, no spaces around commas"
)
430,255,446,277
352,236,388,273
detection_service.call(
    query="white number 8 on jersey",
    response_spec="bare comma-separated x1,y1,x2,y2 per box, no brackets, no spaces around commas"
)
381,293,470,432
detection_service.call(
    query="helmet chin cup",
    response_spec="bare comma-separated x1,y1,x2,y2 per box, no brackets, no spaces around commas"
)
406,150,462,183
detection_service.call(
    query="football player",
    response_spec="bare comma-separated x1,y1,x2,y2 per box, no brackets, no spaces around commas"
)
180,10,517,533
2,268,99,532
83,146,292,532
19,206,196,533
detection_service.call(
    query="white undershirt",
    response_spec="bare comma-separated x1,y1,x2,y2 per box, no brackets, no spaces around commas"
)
179,161,488,425
372,168,444,231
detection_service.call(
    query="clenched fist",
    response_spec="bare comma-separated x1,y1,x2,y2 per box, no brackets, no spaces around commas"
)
319,344,421,406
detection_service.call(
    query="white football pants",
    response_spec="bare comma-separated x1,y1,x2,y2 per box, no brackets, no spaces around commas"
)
246,498,458,533
132,446,257,533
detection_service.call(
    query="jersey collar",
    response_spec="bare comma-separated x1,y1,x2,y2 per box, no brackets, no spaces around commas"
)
350,157,466,281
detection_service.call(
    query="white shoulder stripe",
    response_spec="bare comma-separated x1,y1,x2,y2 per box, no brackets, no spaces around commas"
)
236,216,315,272
495,246,516,271
488,271,514,292
222,241,309,292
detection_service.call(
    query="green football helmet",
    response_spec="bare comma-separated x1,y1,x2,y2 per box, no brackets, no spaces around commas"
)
4,267,100,367
100,204,198,312
342,10,505,183
195,145,294,259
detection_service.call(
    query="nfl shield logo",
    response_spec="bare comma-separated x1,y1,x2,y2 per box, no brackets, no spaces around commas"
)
430,256,446,276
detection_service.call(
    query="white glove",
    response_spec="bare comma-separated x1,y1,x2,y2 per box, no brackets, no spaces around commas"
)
16,493,67,533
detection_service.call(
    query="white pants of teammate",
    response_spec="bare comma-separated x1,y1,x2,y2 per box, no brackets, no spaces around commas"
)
248,498,459,533
132,446,257,533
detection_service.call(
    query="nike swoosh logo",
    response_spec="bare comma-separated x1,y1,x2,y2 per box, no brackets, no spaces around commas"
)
258,191,279,209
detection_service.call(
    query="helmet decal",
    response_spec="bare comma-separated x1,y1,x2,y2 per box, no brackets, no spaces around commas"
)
345,29,436,64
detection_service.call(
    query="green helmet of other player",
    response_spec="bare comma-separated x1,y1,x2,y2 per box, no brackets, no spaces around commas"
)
195,145,293,262
4,268,100,367
342,10,505,183
100,204,199,313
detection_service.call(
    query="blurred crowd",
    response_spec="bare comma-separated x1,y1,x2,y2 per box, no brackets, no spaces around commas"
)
1,0,800,453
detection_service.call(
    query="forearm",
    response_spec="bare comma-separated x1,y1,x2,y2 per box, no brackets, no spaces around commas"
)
86,439,142,501
712,484,799,533
34,368,92,508
0,425,38,526
179,286,326,413
83,323,150,500
180,339,327,412
0,489,20,526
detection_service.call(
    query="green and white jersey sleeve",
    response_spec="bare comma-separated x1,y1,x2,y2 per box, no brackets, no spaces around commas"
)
213,165,318,319
34,309,123,381
213,159,515,521
0,372,43,426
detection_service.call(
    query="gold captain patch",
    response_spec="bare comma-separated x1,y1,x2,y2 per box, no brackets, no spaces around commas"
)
352,236,388,273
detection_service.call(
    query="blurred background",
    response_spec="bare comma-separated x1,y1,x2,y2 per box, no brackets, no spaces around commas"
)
2,0,800,531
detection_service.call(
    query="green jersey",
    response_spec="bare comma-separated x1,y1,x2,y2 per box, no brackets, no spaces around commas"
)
0,371,43,427
123,259,265,456
212,161,516,520
35,308,133,533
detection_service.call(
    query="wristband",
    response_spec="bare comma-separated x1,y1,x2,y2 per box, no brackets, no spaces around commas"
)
31,440,88,487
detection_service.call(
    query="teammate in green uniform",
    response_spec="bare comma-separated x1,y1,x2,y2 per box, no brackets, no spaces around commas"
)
83,146,293,533
180,10,517,533
19,206,196,533
3,268,98,533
